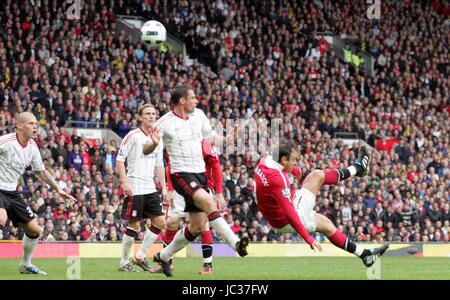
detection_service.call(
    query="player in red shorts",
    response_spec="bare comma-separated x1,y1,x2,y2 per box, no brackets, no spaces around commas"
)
254,141,389,267
151,139,225,275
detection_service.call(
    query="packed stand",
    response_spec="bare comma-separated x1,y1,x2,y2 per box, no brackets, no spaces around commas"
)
0,0,448,243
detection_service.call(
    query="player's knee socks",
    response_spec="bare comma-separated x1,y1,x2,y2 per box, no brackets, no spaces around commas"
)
125,227,139,239
341,165,359,179
208,211,239,249
160,226,197,262
183,226,197,241
328,230,369,257
120,228,137,266
163,229,178,247
201,230,213,264
136,225,161,260
324,169,339,184
325,167,358,184
21,233,38,267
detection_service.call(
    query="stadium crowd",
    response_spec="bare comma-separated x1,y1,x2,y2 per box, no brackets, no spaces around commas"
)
0,0,449,244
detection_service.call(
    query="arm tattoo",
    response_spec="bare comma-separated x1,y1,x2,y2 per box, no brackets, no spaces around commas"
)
38,169,60,192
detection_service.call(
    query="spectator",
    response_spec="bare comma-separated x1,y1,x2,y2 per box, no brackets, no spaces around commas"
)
102,145,116,169
427,202,443,224
53,203,69,221
97,227,109,241
68,223,80,241
81,224,93,241
68,144,83,173
229,186,245,206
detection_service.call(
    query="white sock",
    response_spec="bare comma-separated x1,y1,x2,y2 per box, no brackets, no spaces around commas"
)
160,228,191,262
120,234,135,267
354,245,365,257
20,234,38,267
348,166,357,176
202,244,213,264
209,217,239,249
135,228,158,260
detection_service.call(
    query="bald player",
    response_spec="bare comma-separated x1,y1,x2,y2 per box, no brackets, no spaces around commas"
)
0,112,76,275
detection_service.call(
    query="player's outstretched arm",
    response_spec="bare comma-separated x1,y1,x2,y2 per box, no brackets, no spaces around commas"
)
36,169,76,205
206,123,239,148
215,193,226,212
143,142,158,155
272,179,316,247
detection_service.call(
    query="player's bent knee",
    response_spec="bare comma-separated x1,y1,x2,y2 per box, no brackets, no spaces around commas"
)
302,170,325,195
25,227,42,239
202,202,217,215
323,224,335,236
166,222,179,231
152,217,166,230
188,224,205,237
128,220,141,231
28,232,40,239
192,189,215,213
190,228,203,237
21,219,42,237
316,214,336,236
166,217,180,230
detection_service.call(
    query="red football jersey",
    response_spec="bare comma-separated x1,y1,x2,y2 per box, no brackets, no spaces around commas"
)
201,139,222,193
254,155,314,244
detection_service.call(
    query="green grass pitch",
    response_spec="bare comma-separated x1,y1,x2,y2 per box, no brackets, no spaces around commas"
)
0,257,449,280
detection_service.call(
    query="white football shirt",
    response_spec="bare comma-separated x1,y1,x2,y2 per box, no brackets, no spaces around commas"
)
155,108,214,174
0,133,45,191
117,128,164,195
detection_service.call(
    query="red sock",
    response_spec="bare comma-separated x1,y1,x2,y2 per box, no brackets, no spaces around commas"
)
323,169,339,185
328,230,363,256
163,229,178,246
201,230,213,245
328,230,348,249
183,226,197,242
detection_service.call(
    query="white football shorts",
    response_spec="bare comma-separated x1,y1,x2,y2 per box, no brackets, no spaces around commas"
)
167,190,188,219
275,187,317,233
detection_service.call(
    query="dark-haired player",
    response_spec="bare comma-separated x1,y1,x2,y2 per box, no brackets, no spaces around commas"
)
117,104,167,272
254,142,388,267
148,85,248,277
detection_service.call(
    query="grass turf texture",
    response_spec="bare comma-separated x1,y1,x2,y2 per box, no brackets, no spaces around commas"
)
0,257,448,280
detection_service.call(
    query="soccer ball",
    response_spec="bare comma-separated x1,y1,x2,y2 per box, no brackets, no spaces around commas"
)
140,20,167,48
